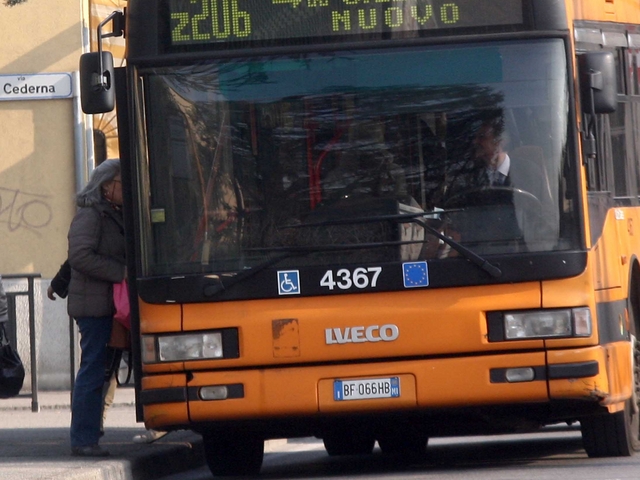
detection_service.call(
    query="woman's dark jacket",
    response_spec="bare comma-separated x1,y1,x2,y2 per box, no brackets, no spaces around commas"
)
67,202,126,318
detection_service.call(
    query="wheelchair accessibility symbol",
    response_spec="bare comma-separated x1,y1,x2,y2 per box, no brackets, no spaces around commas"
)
277,270,301,295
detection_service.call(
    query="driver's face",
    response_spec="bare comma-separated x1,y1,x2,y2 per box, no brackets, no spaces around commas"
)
473,124,501,169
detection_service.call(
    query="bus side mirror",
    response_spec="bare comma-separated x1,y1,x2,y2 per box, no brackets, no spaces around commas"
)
79,51,115,114
578,51,617,114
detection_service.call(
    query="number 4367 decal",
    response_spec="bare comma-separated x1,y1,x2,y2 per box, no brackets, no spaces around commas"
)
320,267,382,291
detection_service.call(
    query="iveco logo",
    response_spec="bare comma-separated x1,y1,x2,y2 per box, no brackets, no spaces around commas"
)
325,324,399,345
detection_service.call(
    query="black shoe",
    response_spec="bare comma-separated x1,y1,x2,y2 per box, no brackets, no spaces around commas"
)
71,445,110,457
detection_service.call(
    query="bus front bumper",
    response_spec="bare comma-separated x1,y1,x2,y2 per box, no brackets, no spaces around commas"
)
140,344,630,431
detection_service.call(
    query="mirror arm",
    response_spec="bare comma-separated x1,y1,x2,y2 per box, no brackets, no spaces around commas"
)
96,10,124,91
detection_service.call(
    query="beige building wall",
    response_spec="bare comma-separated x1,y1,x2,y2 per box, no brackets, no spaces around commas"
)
0,0,93,391
0,0,128,391
0,0,87,278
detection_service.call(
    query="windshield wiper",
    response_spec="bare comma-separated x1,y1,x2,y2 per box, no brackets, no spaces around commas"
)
280,210,502,278
419,222,502,278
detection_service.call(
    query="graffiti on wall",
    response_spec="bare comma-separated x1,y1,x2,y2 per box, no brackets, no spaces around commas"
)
0,186,53,234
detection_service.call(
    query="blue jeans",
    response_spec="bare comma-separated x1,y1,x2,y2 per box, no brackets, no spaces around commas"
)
70,316,112,448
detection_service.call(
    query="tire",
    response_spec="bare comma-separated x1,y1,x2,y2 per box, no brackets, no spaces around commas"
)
581,296,640,457
323,431,375,456
202,430,264,476
377,432,428,456
581,400,640,457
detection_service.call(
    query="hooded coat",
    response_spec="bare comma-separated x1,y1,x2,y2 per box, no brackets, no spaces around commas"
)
67,202,126,318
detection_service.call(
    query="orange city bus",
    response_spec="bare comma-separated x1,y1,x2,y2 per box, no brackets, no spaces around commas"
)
81,0,640,475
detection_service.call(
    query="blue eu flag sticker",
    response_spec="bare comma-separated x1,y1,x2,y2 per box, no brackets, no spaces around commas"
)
277,270,300,295
402,261,429,288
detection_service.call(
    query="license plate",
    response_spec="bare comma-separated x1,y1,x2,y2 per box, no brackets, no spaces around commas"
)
333,377,400,401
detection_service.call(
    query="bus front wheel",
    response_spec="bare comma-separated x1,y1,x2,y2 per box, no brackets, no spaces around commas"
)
202,430,264,476
581,401,640,457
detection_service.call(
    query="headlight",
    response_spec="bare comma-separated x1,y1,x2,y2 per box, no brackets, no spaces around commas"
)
142,329,239,363
158,332,223,361
502,307,591,340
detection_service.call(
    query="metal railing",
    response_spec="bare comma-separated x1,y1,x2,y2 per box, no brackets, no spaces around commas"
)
3,273,41,412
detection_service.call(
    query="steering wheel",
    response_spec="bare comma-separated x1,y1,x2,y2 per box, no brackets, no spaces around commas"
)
443,186,552,249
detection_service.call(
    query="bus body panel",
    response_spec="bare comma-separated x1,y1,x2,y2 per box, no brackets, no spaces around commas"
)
139,301,181,332
547,346,610,399
140,373,189,429
547,342,632,405
169,284,546,370
541,271,595,313
573,0,640,23
591,208,625,290
603,341,634,404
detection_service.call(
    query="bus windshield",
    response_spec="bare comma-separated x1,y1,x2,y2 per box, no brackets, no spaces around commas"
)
139,38,577,277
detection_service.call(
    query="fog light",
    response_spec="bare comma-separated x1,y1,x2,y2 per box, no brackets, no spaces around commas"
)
200,386,229,400
505,367,535,383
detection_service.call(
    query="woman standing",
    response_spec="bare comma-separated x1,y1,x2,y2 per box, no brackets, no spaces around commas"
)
67,159,125,457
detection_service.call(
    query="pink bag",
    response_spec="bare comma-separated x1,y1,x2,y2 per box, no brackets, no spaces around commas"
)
113,279,131,329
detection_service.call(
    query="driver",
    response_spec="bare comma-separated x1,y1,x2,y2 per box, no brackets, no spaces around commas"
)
474,114,559,246
435,113,522,257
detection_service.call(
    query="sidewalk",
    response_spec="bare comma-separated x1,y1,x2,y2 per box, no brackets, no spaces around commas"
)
0,386,205,480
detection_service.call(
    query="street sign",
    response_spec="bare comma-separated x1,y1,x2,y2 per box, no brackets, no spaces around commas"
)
0,73,73,101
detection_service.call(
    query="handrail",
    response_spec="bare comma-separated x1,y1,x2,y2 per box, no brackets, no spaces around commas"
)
2,273,41,412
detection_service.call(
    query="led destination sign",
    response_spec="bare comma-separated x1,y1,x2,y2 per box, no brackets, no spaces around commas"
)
169,0,524,46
